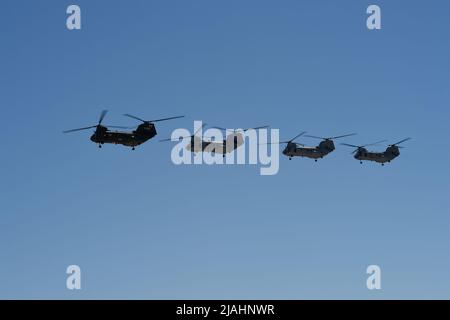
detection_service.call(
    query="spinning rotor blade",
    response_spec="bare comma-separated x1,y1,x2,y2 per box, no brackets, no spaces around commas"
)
160,124,207,142
340,143,360,154
289,131,307,142
211,126,227,131
341,139,387,154
98,110,108,124
304,134,325,140
63,125,97,133
340,143,359,148
390,137,411,146
123,114,146,122
124,114,185,123
363,140,388,147
330,133,357,140
259,142,282,145
148,115,185,123
193,123,208,136
160,135,196,142
305,133,356,140
243,125,270,131
259,140,304,146
212,125,269,132
106,125,131,129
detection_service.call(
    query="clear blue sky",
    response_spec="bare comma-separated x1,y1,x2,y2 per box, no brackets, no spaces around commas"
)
1,0,449,299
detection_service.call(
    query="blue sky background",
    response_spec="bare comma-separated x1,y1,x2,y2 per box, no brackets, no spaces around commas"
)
1,0,449,299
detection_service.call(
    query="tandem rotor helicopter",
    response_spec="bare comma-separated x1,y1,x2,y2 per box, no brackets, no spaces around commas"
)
160,124,269,157
63,110,184,150
268,132,357,161
341,138,411,165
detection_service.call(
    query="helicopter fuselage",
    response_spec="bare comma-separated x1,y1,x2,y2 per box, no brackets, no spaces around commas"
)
90,123,157,148
282,140,336,160
187,133,244,154
354,146,400,164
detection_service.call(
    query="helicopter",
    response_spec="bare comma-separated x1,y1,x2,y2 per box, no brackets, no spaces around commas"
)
209,125,270,157
63,110,184,150
160,124,269,156
341,138,411,165
271,132,357,161
160,123,212,153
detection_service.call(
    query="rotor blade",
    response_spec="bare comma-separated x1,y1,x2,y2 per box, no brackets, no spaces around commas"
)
391,137,411,146
213,125,269,132
149,115,185,123
243,125,270,131
98,110,108,124
290,131,307,142
210,126,228,131
159,135,191,142
106,125,131,129
259,142,281,145
330,133,357,140
123,113,146,123
304,134,325,140
194,123,208,136
363,139,388,147
63,125,97,133
203,136,225,142
340,143,359,148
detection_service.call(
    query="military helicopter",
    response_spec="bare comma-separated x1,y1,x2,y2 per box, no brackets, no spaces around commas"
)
160,123,216,154
271,132,356,161
161,124,269,156
209,125,270,157
341,138,411,165
63,110,184,150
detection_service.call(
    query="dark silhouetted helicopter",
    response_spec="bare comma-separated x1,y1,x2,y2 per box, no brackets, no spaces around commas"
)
271,132,356,161
63,110,184,150
341,138,411,165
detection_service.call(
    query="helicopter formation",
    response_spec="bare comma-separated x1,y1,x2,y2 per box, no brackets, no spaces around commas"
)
63,110,411,165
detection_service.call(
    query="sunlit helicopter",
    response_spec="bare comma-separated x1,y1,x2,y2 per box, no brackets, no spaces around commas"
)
209,125,270,156
63,110,184,150
270,132,356,161
341,138,411,165
160,124,269,156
